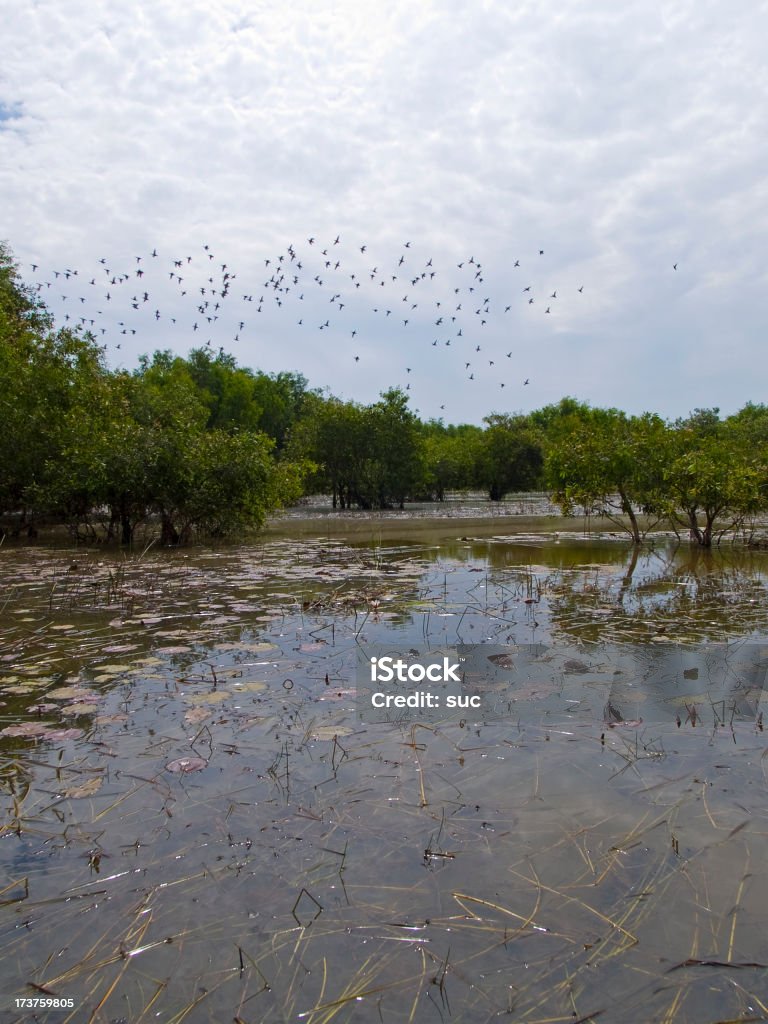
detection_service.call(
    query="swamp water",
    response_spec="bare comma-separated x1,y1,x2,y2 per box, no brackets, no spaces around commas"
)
1,531,768,1023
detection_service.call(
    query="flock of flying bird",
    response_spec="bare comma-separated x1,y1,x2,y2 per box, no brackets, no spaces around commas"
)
26,234,599,414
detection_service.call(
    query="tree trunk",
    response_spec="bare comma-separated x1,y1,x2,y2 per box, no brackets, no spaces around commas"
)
619,489,641,544
687,509,710,547
121,514,133,546
617,545,640,607
160,514,179,546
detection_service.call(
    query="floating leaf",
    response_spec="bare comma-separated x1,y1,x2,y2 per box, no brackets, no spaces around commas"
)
230,681,267,693
311,725,353,741
47,686,99,701
3,683,45,695
61,701,102,716
562,660,590,674
184,691,231,705
44,728,84,741
184,707,212,725
63,777,103,799
165,756,208,773
1,722,53,737
487,653,516,669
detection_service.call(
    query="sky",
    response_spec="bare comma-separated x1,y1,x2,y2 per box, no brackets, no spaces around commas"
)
1,0,766,426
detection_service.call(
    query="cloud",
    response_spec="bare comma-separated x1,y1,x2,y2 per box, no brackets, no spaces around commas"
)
1,0,766,422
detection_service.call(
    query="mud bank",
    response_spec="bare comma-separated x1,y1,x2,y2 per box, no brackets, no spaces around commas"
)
263,511,650,542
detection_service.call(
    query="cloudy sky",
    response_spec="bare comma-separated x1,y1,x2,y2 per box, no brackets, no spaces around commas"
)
2,0,766,425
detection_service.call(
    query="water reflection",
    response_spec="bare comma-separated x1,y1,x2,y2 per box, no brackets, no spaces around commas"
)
1,535,768,1022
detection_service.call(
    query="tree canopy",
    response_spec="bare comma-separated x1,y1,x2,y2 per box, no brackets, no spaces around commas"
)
2,243,766,545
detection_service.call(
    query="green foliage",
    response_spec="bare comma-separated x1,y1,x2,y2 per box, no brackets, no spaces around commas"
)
136,348,312,446
545,404,768,546
0,245,306,542
419,421,483,498
368,388,423,508
0,241,52,334
290,388,423,509
2,242,766,546
662,413,766,546
0,243,108,522
529,396,590,434
476,414,544,501
545,407,668,542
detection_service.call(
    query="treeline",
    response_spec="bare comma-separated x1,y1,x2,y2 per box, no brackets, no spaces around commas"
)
2,243,767,545
1,244,307,543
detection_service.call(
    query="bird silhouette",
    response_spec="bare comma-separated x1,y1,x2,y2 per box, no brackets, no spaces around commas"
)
28,229,590,415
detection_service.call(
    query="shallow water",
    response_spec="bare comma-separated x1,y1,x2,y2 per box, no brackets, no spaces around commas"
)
1,533,768,1023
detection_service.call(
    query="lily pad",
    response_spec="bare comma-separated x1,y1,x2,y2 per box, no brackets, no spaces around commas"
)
61,701,102,716
311,725,353,741
184,690,231,705
1,721,53,738
47,686,100,701
44,728,85,741
63,777,103,798
184,707,212,725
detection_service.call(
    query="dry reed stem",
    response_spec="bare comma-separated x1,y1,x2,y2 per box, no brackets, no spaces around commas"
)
727,846,750,963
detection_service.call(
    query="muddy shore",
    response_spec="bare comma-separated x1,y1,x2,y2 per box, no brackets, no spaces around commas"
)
262,511,649,541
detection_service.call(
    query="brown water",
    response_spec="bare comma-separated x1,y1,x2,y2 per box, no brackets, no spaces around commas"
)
1,531,768,1023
